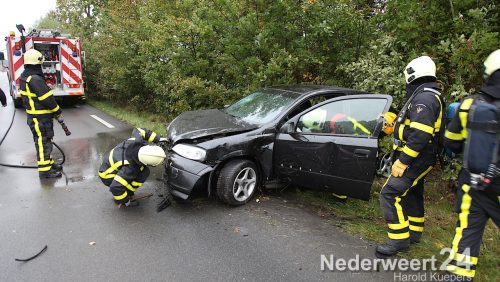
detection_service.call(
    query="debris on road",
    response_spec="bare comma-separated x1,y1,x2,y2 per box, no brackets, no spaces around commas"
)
234,227,249,236
15,245,48,262
89,241,96,246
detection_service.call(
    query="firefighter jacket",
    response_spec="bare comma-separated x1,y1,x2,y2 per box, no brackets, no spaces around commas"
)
444,71,500,194
393,82,444,165
19,65,61,118
98,128,160,201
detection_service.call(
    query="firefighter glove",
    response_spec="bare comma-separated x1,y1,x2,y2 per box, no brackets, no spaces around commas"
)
391,159,408,177
55,114,64,124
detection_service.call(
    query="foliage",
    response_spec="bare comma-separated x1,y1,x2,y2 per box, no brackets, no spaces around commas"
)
33,10,65,31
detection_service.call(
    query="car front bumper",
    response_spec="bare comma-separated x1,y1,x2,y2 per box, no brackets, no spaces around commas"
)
164,153,214,199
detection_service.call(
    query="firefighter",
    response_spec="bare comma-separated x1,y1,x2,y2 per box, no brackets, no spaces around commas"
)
329,113,371,136
442,50,500,281
376,56,445,258
0,88,7,107
98,128,166,207
20,49,63,178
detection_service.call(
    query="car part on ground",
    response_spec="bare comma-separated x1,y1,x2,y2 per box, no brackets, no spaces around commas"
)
216,159,259,206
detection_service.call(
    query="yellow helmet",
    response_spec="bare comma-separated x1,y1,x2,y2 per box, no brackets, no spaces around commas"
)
484,49,500,79
138,145,166,166
302,108,327,131
403,56,436,84
24,49,44,65
383,112,397,135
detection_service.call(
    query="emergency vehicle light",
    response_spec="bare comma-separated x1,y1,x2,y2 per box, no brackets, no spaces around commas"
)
14,42,21,50
69,84,80,88
10,31,15,37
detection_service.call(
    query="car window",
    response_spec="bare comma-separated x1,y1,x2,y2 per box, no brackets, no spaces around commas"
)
297,98,387,137
282,93,339,123
223,91,297,125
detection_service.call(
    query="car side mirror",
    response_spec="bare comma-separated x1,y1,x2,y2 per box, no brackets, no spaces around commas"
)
280,121,295,133
0,52,4,61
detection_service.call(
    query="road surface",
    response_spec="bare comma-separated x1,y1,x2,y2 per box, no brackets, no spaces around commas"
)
0,73,397,282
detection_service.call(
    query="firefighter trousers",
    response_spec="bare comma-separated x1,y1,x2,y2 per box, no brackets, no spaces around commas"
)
100,168,150,200
27,117,55,172
445,179,500,279
380,154,436,243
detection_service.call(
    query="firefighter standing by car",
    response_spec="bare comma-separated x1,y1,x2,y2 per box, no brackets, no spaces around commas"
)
441,49,500,281
376,56,445,258
20,49,64,178
98,128,168,208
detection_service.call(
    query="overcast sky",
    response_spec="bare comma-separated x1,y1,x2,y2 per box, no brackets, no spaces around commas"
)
0,0,57,52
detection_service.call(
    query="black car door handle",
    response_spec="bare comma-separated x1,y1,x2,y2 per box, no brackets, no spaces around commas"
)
354,149,371,158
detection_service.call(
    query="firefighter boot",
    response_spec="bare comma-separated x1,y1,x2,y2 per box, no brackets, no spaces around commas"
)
410,232,421,244
52,164,63,172
375,239,410,258
39,169,62,179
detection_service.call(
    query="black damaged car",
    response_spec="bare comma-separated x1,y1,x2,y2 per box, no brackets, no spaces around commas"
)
164,85,392,205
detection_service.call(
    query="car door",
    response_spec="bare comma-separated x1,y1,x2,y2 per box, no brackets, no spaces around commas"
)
273,94,393,200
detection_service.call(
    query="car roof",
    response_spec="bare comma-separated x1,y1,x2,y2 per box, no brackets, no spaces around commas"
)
262,85,367,98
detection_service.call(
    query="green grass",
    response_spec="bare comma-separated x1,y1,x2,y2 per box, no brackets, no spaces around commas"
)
89,98,499,281
88,100,168,135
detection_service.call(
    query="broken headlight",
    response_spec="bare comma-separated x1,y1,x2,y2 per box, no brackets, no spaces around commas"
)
172,144,206,161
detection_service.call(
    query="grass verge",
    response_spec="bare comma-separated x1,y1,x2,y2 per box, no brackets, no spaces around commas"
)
88,99,168,135
90,98,498,281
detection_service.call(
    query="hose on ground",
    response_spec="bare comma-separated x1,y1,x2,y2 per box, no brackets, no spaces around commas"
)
0,107,66,169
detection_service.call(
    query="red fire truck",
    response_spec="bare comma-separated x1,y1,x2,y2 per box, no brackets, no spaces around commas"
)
4,29,85,107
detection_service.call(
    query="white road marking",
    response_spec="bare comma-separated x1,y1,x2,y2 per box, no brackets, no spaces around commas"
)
90,115,115,128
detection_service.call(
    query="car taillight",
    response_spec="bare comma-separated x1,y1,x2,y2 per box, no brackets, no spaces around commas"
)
69,84,80,88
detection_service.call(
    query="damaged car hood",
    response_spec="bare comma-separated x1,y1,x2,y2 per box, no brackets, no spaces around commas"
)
167,109,258,143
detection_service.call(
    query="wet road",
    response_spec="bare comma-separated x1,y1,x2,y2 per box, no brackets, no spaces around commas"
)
0,73,396,282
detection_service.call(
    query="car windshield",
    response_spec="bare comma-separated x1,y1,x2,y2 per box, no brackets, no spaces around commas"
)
223,91,297,125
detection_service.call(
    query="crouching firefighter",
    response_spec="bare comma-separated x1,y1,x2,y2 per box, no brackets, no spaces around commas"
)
376,56,445,258
99,128,167,207
20,49,64,178
442,49,500,281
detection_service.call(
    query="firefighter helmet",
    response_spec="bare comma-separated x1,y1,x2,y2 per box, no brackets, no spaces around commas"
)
382,112,397,135
138,145,166,167
302,108,327,131
403,56,436,84
484,49,500,79
24,49,44,65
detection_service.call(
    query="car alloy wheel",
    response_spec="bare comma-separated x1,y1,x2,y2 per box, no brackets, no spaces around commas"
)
217,159,259,206
377,152,393,177
232,167,257,202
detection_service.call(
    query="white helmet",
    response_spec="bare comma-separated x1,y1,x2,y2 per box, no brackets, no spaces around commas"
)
484,49,500,78
24,49,44,65
138,145,166,166
403,56,436,84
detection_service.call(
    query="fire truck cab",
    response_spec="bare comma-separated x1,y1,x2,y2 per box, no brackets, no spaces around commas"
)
4,29,85,107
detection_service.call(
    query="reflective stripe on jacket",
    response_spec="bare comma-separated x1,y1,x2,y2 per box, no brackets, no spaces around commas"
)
394,83,444,164
19,74,61,118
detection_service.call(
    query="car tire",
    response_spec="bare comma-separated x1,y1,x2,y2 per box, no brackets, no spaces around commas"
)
216,159,259,206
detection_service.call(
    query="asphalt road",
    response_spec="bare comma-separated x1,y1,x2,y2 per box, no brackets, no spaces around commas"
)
0,72,396,282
